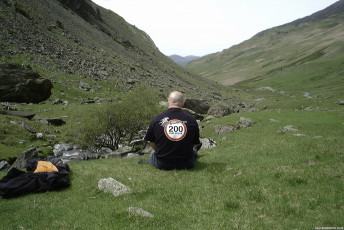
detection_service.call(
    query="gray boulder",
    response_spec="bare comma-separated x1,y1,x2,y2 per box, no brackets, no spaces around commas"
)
0,161,10,172
207,102,237,117
0,110,36,119
0,62,53,103
200,138,216,149
184,98,210,114
98,177,131,197
236,117,254,129
213,125,236,134
10,147,41,170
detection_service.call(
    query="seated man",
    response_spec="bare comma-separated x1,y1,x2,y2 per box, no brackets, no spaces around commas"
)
143,91,201,170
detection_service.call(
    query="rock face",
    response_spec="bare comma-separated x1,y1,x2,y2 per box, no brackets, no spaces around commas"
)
184,99,210,114
207,102,237,117
0,63,53,103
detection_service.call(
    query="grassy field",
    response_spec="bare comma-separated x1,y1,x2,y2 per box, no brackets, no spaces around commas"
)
1,107,343,229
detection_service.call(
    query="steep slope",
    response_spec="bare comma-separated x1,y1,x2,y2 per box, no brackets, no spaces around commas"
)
186,0,344,95
0,0,225,102
169,55,201,67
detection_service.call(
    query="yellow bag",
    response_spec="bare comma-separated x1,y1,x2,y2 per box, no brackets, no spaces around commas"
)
34,161,58,173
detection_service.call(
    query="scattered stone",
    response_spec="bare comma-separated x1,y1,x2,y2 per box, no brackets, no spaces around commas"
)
20,122,36,133
10,147,41,170
36,116,66,126
337,100,344,105
200,138,216,149
255,98,265,102
126,79,136,85
304,107,313,111
281,125,298,133
98,177,131,197
294,133,305,137
304,92,312,99
105,146,134,158
52,99,63,104
304,161,316,165
269,119,279,123
236,117,254,129
126,153,140,159
36,133,44,139
0,110,35,119
128,207,154,218
0,161,10,172
79,81,91,91
213,125,236,134
202,115,215,122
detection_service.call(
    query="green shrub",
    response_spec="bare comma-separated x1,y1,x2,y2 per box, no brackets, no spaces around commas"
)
75,87,161,151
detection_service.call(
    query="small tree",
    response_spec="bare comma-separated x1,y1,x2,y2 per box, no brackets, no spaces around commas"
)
75,87,161,152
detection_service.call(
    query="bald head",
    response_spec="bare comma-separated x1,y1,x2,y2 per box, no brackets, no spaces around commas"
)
168,91,184,108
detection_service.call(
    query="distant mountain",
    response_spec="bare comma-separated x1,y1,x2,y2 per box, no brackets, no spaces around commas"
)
186,0,344,94
0,0,224,102
169,55,201,66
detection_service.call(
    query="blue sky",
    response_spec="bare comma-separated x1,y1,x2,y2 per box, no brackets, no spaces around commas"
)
92,0,339,56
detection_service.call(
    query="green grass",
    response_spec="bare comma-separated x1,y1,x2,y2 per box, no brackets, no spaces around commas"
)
1,109,343,229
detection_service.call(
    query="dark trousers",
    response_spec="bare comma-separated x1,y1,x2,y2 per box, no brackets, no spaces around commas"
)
148,147,198,170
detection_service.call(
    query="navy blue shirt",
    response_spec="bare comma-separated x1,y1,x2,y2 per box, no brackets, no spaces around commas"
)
144,108,200,160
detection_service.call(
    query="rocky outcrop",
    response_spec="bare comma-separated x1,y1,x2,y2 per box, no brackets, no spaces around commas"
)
184,98,210,114
207,102,239,117
0,63,53,103
10,147,41,170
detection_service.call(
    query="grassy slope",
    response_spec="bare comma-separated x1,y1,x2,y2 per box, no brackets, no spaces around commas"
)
1,104,343,229
186,12,344,97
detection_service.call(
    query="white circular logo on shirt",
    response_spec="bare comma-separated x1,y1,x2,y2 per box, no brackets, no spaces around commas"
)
164,119,187,141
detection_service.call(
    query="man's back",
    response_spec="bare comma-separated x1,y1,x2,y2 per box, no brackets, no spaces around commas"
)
143,91,201,170
145,108,200,160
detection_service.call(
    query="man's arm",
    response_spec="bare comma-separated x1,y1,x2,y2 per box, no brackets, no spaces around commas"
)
149,142,156,151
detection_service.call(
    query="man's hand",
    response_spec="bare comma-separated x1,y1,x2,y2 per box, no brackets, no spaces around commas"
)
149,142,156,151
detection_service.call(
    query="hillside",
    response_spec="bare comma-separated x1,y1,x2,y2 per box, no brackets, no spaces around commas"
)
169,55,201,67
186,0,344,96
0,0,226,102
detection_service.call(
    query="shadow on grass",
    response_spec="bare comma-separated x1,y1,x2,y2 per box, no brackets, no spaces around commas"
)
192,161,229,172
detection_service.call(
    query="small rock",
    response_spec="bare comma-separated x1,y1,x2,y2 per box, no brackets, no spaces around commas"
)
0,161,10,172
126,153,140,159
213,125,235,134
128,207,154,218
337,100,344,105
200,138,216,149
283,125,298,132
269,119,279,123
304,161,316,165
236,117,254,129
98,178,131,197
36,133,44,139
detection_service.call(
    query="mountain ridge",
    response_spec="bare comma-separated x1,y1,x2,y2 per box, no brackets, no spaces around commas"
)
185,0,344,95
168,54,201,67
0,0,227,103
